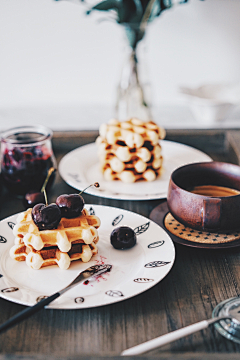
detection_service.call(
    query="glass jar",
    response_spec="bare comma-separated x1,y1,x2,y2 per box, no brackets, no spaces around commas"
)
0,125,56,196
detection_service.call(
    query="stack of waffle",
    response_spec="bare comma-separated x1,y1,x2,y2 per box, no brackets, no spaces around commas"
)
96,118,166,183
10,208,100,270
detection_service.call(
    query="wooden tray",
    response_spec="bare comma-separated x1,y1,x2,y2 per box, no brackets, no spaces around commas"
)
1,129,240,359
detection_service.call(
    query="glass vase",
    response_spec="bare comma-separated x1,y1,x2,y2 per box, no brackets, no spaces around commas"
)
115,26,152,121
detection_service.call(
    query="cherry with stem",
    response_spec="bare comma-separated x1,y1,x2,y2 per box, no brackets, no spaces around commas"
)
24,167,56,208
31,168,61,230
41,167,55,206
56,182,100,218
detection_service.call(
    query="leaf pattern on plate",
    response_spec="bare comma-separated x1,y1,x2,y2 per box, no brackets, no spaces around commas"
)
89,207,95,215
0,236,7,244
75,297,84,304
134,278,154,283
36,296,48,303
8,222,15,230
145,261,171,268
1,287,19,293
105,290,124,297
134,222,150,235
148,240,165,249
68,173,81,183
112,214,124,226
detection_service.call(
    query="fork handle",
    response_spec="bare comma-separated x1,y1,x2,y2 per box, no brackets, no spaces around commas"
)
0,292,60,334
121,318,219,356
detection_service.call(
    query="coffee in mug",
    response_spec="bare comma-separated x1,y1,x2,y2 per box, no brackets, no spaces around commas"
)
190,185,240,197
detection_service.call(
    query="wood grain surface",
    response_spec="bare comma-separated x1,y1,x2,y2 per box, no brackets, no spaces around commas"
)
1,129,240,359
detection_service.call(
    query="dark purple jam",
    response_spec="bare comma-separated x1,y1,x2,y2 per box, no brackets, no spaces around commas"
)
1,144,55,195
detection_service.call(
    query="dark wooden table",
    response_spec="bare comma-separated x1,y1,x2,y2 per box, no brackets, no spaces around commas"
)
1,129,240,360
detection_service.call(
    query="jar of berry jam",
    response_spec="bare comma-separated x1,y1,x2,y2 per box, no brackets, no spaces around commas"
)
0,125,56,196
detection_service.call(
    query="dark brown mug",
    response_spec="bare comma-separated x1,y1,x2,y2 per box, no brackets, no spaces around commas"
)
167,161,240,232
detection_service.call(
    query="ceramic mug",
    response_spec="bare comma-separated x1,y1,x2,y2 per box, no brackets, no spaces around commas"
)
167,161,240,232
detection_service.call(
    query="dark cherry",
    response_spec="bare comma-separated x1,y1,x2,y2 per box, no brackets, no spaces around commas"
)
9,148,23,162
23,190,45,208
110,226,136,250
32,203,61,230
55,194,85,218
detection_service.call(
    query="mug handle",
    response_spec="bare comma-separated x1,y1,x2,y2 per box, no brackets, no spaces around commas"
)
202,198,221,231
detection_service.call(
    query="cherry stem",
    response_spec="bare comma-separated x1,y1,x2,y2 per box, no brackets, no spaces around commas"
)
79,182,100,195
43,189,48,206
41,167,55,193
41,167,55,206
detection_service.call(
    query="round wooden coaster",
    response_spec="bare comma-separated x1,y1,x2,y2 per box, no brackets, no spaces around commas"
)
164,212,240,244
149,201,240,249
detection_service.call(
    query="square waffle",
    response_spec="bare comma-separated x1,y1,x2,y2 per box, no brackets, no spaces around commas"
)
12,208,100,252
10,241,98,270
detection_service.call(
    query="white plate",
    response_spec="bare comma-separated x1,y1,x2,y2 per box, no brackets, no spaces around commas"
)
59,140,212,200
0,205,175,309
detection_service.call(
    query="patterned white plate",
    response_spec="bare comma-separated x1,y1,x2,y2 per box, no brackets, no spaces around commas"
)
59,140,212,200
0,205,175,309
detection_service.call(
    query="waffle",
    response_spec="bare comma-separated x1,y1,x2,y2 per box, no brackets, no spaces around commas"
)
96,118,165,183
99,118,166,148
97,138,162,173
102,165,163,183
10,241,98,270
100,154,163,181
96,137,162,163
12,208,100,252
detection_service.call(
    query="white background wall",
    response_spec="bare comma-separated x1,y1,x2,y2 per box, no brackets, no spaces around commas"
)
0,0,240,130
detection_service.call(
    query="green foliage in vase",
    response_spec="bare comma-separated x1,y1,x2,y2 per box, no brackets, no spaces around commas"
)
55,0,204,49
